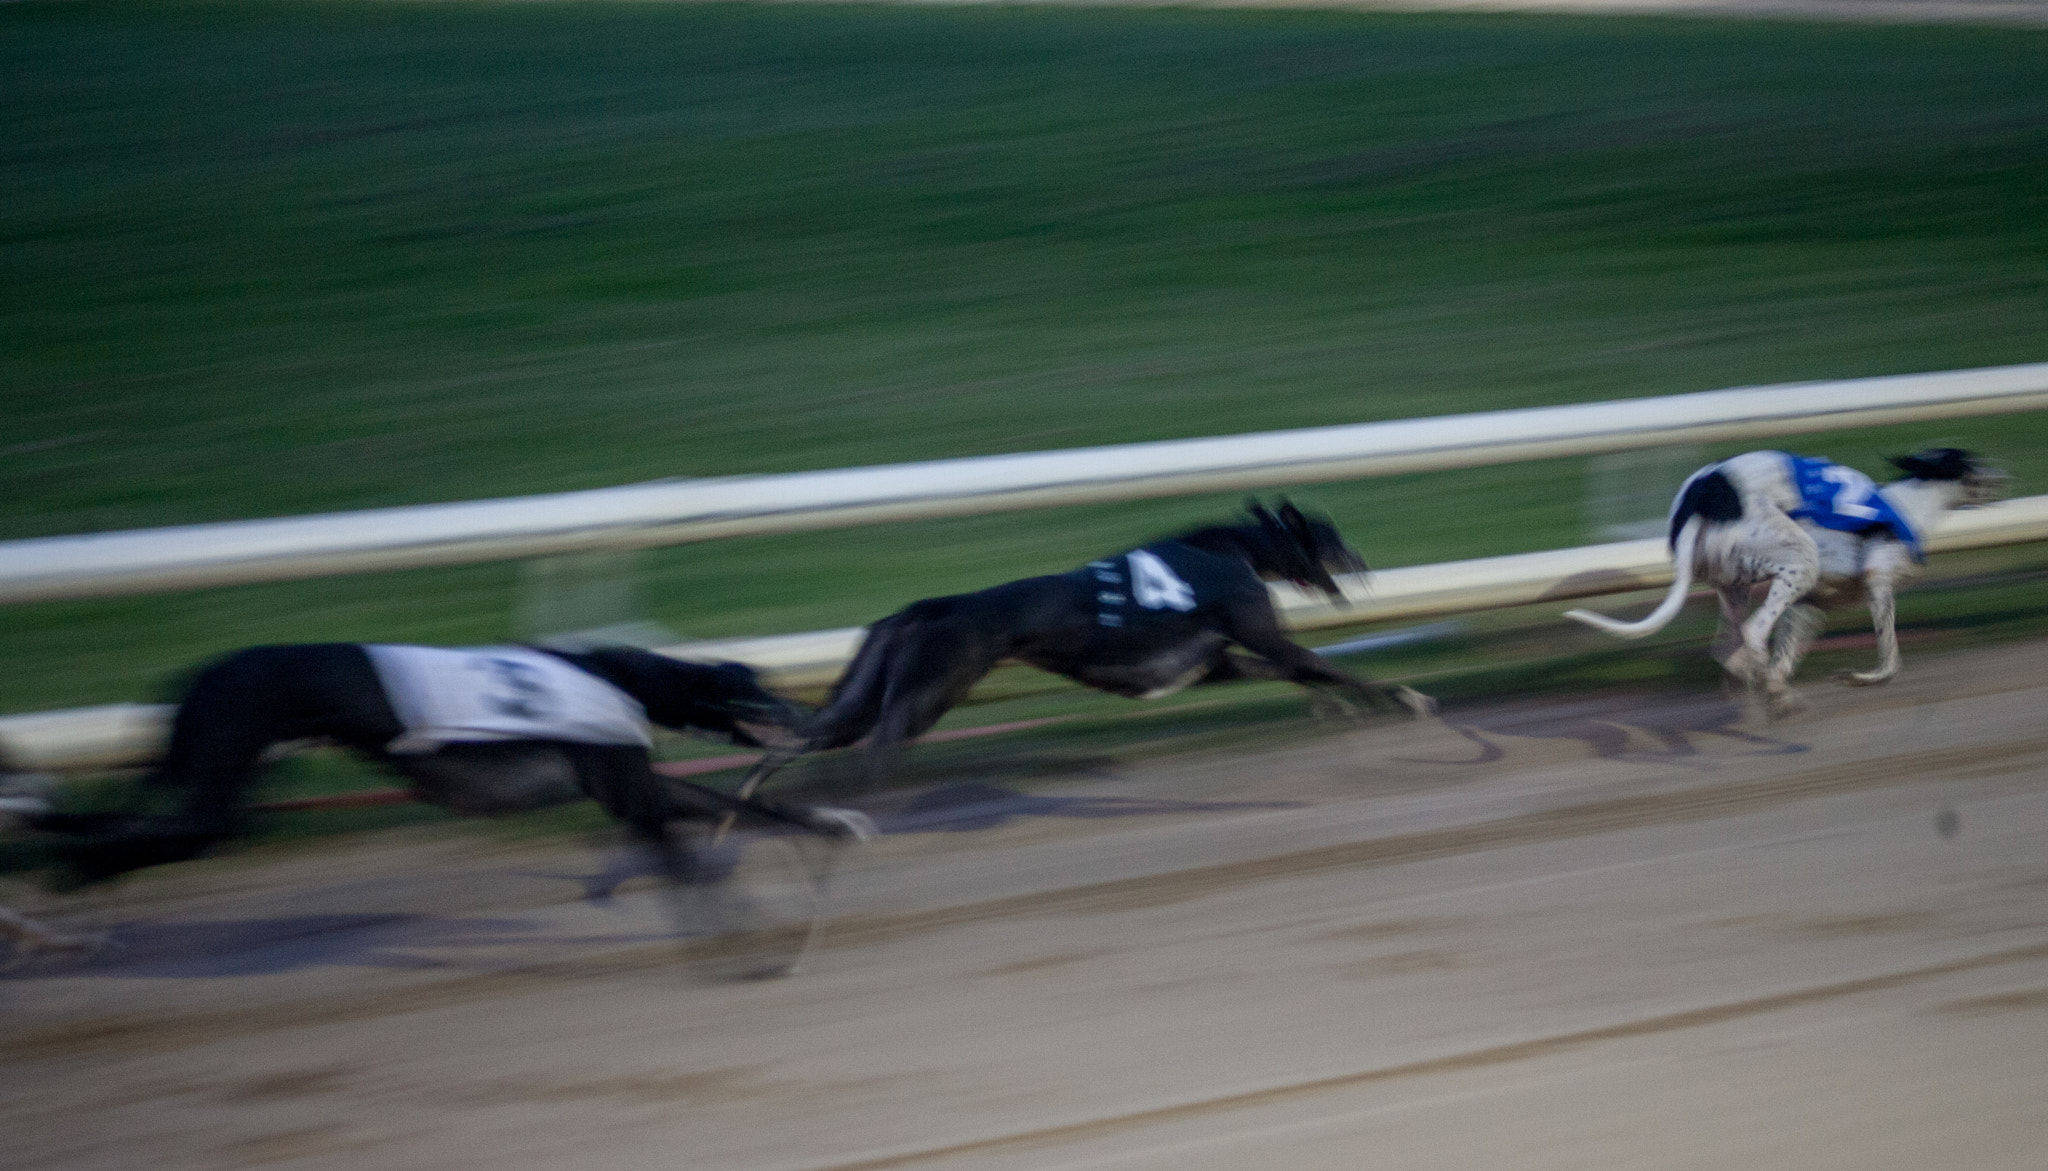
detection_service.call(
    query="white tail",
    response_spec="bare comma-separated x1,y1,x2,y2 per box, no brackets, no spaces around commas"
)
1564,515,1702,639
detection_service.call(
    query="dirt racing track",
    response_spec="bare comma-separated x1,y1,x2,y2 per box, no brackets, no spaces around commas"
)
6,636,2048,1170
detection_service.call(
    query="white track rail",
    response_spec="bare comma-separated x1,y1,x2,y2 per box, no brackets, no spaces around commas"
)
7,493,2043,773
4,362,2045,603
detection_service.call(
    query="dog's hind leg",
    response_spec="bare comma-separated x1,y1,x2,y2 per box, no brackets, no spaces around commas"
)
1763,602,1826,717
733,746,804,803
1721,519,1819,699
1733,574,1808,713
846,624,998,794
1711,586,1751,668
707,746,809,846
857,705,921,794
1767,602,1825,680
1740,573,1816,719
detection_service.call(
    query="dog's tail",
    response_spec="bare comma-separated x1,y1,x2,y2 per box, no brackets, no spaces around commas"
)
1564,514,1703,639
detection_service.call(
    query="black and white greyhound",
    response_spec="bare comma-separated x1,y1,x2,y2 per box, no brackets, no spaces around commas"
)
733,500,1434,799
25,643,874,892
1566,448,2005,715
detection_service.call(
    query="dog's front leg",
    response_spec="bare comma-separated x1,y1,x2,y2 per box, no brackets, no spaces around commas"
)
1838,558,1904,686
1281,648,1432,719
1229,616,1435,720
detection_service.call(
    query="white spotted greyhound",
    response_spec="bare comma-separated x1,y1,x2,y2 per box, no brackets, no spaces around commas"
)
1565,448,2005,717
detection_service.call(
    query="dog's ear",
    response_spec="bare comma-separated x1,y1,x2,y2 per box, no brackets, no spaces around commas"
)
1887,452,1929,478
1246,498,1283,532
1277,499,1315,539
1889,448,1974,481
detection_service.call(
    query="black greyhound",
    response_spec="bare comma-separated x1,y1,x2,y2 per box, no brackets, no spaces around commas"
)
27,643,873,894
734,500,1434,800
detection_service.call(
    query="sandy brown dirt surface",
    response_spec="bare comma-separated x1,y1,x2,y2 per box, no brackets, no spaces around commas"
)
6,635,2048,1170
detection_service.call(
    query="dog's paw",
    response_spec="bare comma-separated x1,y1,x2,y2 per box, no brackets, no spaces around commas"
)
1308,693,1366,725
1831,668,1895,688
803,806,878,842
1763,689,1808,722
1396,687,1438,720
1721,648,1764,686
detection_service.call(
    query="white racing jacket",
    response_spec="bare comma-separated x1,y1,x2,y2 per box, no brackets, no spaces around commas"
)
364,645,651,754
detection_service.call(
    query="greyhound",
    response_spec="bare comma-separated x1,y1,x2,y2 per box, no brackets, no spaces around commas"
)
733,500,1434,800
1565,448,2006,716
24,644,874,905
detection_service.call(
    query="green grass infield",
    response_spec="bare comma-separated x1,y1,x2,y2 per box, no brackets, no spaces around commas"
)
3,1,2045,713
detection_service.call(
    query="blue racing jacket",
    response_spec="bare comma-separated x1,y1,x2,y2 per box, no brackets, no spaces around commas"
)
1779,454,1925,562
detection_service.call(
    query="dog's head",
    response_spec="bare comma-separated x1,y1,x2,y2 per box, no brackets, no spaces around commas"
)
1247,498,1366,600
1889,448,2010,508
